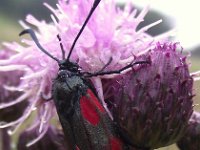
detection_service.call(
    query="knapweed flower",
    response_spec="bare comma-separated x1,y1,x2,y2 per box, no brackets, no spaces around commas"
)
177,111,200,150
17,125,68,150
0,0,172,146
103,43,194,149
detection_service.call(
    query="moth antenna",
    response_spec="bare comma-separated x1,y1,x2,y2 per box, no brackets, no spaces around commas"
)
19,29,60,63
66,0,101,61
57,35,65,60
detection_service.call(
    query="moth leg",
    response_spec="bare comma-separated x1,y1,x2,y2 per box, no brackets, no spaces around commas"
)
82,57,113,76
83,61,149,78
98,57,112,73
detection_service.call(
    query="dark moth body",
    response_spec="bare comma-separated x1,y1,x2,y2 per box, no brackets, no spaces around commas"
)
52,70,122,150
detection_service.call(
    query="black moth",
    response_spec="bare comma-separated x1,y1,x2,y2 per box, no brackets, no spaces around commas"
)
20,0,148,149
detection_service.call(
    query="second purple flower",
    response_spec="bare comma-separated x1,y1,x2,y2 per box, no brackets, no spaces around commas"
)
103,43,194,149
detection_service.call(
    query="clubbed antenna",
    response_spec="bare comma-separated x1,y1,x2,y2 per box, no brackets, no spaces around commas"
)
66,0,101,60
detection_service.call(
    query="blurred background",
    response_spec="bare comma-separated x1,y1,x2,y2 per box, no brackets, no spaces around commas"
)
0,0,56,43
0,0,199,150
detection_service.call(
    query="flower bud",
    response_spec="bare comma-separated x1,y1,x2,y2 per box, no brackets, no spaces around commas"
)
104,43,194,149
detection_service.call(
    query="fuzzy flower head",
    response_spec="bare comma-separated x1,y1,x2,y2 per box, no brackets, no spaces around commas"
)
103,43,194,149
0,0,170,146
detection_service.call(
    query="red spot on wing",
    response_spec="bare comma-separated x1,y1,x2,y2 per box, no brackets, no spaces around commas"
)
110,137,123,150
76,146,80,150
80,89,105,125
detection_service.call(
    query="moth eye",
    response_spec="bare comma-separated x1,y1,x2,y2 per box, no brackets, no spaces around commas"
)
60,74,65,79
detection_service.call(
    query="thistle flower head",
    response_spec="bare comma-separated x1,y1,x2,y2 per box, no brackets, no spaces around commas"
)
177,111,200,150
0,0,171,146
103,43,194,149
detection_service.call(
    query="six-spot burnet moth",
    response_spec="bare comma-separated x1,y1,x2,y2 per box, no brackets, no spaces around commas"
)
19,0,148,149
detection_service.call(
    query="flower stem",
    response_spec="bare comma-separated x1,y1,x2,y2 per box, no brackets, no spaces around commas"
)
0,128,11,150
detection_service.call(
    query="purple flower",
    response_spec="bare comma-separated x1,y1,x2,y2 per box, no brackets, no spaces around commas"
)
0,49,28,122
0,0,178,146
177,111,200,150
0,49,27,150
103,43,194,149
